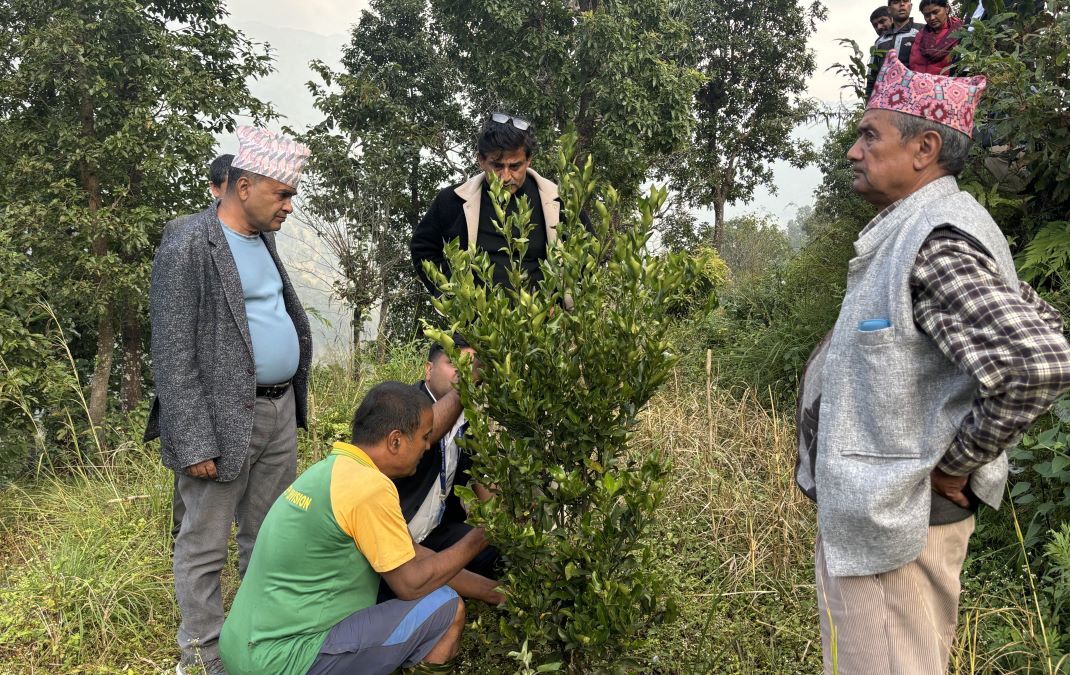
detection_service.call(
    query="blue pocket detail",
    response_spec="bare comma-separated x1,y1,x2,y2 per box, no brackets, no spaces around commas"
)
858,318,892,332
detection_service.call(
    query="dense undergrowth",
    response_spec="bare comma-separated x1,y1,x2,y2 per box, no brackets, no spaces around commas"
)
1,334,1067,673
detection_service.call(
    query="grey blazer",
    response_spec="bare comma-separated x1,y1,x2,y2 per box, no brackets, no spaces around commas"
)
143,205,312,482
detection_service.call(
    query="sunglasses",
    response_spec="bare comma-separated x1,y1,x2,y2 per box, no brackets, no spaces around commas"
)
490,112,531,131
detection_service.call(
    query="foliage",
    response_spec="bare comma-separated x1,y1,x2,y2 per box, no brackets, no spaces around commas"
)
663,0,826,244
1009,395,1070,553
955,5,1070,290
430,0,702,199
1018,221,1070,289
0,234,75,477
703,114,871,401
422,137,711,671
825,38,869,105
715,214,793,286
0,0,272,464
299,0,468,356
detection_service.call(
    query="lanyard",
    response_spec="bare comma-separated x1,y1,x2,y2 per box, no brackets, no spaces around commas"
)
437,425,464,522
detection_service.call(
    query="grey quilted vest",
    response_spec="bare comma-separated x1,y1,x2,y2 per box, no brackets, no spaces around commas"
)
816,176,1017,577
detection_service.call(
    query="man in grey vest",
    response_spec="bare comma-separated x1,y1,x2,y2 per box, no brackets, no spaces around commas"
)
795,53,1070,674
145,126,313,674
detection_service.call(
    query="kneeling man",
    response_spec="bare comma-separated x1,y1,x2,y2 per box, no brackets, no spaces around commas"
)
220,382,502,675
393,338,499,579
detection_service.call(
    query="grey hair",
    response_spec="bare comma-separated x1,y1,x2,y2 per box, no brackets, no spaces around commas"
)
891,112,972,176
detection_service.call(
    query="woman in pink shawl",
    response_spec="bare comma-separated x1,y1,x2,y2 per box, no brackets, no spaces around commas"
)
910,0,964,74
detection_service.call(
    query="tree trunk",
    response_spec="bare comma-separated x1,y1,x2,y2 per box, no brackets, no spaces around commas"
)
119,166,146,413
119,306,142,413
376,294,392,363
80,89,112,448
712,197,726,249
352,305,363,357
88,307,115,448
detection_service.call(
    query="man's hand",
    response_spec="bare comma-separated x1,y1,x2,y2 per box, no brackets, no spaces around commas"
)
931,466,970,508
186,459,218,480
479,578,507,606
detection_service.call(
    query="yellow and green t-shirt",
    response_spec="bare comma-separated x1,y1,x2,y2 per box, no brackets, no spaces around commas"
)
219,442,416,675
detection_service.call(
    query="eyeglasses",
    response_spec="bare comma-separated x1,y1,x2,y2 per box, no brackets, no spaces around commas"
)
490,112,531,131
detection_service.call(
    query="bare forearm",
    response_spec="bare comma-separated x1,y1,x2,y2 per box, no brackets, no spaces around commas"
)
473,483,495,503
387,529,486,599
415,544,502,604
430,389,463,443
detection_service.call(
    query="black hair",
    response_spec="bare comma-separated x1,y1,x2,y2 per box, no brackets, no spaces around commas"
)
919,0,950,10
477,117,537,160
209,154,234,188
871,6,892,21
225,165,262,193
350,381,432,446
428,334,471,363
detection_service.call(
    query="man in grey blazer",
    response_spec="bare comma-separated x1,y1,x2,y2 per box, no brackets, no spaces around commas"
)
145,126,313,675
796,54,1070,674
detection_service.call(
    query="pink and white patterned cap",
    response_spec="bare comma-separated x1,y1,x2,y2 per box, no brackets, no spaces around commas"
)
867,52,987,138
230,126,311,188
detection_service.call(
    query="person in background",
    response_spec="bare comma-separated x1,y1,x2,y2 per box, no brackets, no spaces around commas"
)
411,112,566,295
796,52,1070,674
208,153,233,200
870,6,894,35
391,338,499,583
866,0,923,98
910,0,964,75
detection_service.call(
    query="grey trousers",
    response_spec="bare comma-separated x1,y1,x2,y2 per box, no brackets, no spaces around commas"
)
816,516,975,675
173,388,298,662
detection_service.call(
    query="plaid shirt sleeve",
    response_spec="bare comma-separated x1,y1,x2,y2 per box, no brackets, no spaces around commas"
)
911,234,1070,476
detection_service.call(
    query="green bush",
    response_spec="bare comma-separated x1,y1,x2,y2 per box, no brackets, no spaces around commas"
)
422,135,709,672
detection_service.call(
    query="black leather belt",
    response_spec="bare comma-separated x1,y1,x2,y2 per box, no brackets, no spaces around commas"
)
255,381,291,399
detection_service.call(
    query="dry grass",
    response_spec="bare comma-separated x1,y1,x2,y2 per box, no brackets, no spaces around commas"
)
629,368,820,674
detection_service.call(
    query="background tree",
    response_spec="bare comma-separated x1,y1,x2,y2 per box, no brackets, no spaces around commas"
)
0,0,271,459
300,0,470,356
716,214,792,285
430,0,702,199
666,0,826,246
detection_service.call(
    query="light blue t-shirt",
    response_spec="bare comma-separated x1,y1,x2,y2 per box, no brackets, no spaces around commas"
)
220,222,300,385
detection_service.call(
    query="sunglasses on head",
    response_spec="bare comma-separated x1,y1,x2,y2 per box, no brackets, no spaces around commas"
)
490,112,531,131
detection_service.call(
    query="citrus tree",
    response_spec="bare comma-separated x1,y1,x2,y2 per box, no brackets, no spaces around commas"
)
423,136,714,672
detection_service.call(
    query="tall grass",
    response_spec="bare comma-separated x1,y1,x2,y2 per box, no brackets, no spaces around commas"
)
629,365,820,674
0,450,178,671
0,346,1065,673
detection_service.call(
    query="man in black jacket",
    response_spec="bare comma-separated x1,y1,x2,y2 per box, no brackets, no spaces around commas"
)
410,112,566,296
866,0,924,98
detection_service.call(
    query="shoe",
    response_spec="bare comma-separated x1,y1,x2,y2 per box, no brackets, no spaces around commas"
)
176,656,227,675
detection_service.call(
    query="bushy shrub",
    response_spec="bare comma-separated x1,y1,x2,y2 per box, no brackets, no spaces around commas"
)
422,136,710,672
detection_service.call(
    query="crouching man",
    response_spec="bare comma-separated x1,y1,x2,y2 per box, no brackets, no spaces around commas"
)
220,382,503,675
